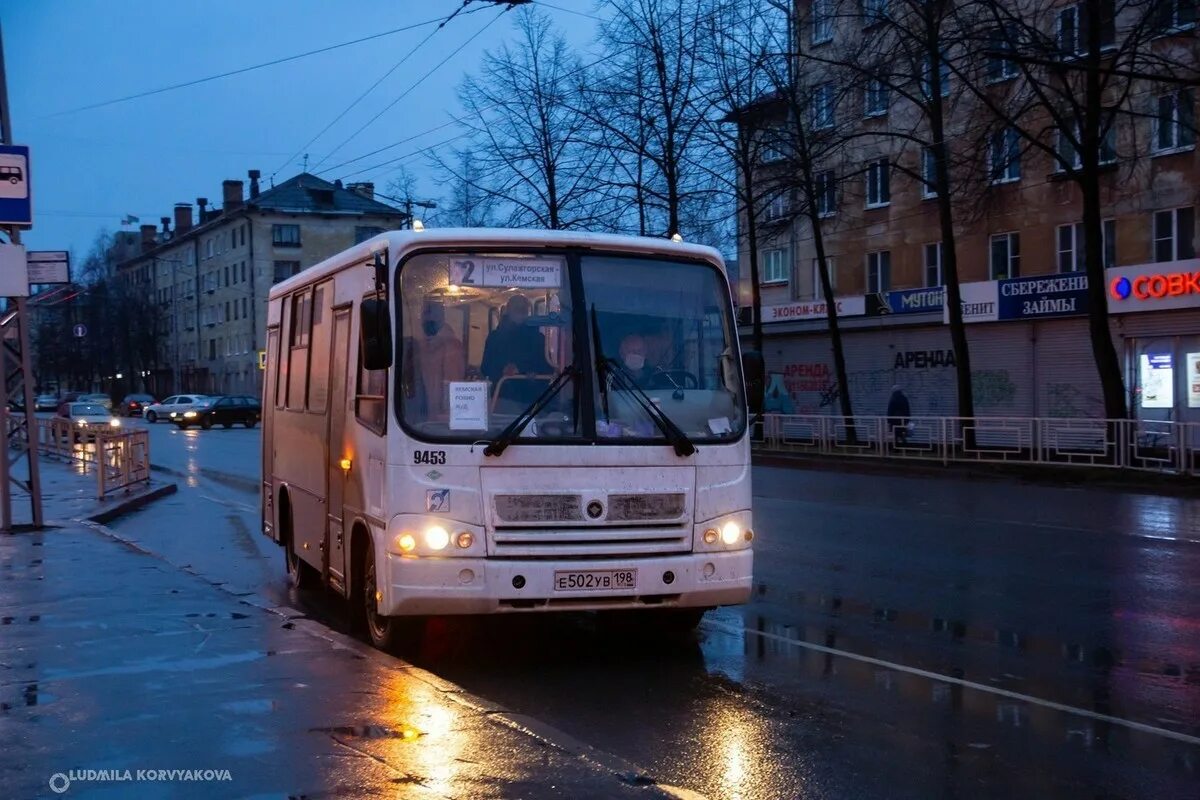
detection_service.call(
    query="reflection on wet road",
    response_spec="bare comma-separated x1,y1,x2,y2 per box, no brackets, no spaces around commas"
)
110,427,1200,798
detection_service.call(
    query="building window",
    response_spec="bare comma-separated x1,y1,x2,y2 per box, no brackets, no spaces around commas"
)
762,248,790,284
355,226,385,244
987,26,1019,82
763,191,790,223
815,170,837,216
811,83,835,130
1154,207,1196,262
924,242,943,287
273,224,301,247
242,297,249,318
866,158,890,207
273,260,301,284
812,257,836,297
862,0,887,26
1055,121,1117,171
1057,221,1116,272
988,127,1021,183
1058,1,1115,56
864,79,888,117
226,301,232,322
812,0,833,44
759,126,788,164
921,147,938,199
866,251,891,293
1154,88,1196,152
921,54,950,98
1153,0,1197,33
241,261,247,283
224,266,230,286
990,232,1020,279
205,239,213,259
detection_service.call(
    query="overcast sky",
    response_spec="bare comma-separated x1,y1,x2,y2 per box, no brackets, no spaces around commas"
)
4,0,601,258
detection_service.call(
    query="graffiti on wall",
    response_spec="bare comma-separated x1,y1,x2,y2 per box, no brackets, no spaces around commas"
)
1045,383,1104,418
779,358,1018,416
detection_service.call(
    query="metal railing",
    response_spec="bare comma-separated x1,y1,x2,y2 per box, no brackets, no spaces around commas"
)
756,414,1200,476
10,418,151,499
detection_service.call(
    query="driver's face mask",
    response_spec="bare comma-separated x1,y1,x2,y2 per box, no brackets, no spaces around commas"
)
623,353,646,370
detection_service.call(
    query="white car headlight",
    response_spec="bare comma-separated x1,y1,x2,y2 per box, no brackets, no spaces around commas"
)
183,411,197,418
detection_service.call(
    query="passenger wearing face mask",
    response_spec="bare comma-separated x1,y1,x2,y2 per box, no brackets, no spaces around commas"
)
413,300,464,419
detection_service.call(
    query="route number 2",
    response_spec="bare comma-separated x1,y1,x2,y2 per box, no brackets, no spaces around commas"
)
450,260,477,286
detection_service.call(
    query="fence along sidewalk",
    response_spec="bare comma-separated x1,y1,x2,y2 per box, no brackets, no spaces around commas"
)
7,417,151,499
757,414,1200,476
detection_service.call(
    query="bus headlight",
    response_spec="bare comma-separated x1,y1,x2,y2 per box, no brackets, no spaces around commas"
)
394,533,416,554
424,525,450,551
109,418,121,428
695,512,752,552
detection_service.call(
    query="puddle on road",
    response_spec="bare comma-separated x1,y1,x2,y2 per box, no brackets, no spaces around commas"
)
310,724,423,741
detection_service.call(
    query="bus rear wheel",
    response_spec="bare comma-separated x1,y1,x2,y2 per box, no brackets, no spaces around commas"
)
362,546,415,652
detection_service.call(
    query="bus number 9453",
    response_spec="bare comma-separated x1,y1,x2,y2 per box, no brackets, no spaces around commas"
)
413,450,446,465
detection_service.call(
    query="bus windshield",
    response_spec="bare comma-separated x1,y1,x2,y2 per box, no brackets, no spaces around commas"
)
397,250,744,444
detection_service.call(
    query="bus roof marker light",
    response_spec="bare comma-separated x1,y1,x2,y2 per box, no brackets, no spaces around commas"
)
412,219,425,232
670,233,683,243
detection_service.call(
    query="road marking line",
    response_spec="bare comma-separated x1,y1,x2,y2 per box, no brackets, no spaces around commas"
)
704,619,1200,747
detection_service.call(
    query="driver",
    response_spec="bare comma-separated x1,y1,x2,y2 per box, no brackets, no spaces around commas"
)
618,334,656,386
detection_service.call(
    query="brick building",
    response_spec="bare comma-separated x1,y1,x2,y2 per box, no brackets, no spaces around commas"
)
119,171,407,396
737,1,1199,425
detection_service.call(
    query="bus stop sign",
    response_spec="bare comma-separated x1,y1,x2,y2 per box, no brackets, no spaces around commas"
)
73,323,86,338
0,145,33,227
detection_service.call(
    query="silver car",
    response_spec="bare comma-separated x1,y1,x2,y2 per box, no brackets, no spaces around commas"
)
144,394,209,423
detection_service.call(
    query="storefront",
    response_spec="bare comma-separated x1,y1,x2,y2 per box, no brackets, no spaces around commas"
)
749,259,1200,421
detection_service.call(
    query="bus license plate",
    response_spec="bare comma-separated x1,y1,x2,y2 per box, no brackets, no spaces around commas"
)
553,569,637,592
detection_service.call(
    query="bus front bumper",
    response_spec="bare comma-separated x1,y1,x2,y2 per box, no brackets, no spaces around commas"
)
380,549,752,616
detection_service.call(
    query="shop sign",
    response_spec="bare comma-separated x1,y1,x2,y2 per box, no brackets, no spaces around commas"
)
1107,259,1200,314
945,281,998,324
866,287,944,316
761,296,865,323
997,274,1090,320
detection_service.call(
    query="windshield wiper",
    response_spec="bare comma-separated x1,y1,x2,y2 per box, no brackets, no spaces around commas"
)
483,367,578,457
601,356,696,457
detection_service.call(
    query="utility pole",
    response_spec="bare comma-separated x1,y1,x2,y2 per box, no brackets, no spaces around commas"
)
404,198,437,229
0,22,44,530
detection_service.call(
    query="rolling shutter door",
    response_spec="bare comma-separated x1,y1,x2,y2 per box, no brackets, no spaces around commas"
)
1033,317,1104,418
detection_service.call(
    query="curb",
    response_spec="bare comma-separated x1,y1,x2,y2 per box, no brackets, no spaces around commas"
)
151,463,258,494
753,451,1200,497
85,482,179,525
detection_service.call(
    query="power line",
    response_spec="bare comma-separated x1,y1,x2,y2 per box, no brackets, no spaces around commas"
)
45,14,478,117
276,3,490,180
312,6,513,171
315,42,635,180
532,0,608,22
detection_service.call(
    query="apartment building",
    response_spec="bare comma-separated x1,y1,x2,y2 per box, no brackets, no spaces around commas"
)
737,0,1199,423
119,171,407,396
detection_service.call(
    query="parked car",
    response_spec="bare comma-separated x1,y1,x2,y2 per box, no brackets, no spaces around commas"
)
119,393,156,417
143,394,209,423
35,394,59,412
56,402,121,442
78,393,112,410
175,395,261,430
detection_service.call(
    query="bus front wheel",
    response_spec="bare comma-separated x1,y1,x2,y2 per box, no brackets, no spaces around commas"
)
362,546,414,652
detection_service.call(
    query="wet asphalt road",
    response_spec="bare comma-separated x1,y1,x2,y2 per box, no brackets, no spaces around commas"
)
111,418,1200,799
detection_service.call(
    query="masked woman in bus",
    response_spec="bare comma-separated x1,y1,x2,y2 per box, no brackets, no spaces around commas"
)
408,300,465,421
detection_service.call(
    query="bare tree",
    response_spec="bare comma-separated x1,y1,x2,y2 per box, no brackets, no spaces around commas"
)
800,0,982,422
959,0,1200,419
582,0,718,238
435,149,499,228
445,7,608,229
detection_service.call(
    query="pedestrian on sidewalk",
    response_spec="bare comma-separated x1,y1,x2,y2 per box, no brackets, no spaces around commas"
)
887,385,910,446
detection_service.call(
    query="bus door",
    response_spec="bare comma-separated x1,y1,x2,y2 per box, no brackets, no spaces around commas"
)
326,307,352,591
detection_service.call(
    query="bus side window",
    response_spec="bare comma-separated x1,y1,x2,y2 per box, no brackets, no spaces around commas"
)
355,301,387,433
276,298,290,410
287,290,312,410
307,283,332,414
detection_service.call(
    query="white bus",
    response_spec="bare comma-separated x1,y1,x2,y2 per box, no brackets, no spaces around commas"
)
262,229,759,650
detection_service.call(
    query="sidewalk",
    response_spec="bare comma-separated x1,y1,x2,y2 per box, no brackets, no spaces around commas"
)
0,459,685,799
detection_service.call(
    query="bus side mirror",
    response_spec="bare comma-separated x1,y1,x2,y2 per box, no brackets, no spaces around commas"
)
743,350,765,415
360,298,393,370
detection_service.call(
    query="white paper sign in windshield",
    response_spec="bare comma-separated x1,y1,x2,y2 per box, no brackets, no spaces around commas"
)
449,257,562,289
449,381,489,430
